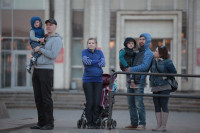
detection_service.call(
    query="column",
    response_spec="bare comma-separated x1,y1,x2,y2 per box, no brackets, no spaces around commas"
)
193,0,200,90
54,0,72,89
84,0,110,73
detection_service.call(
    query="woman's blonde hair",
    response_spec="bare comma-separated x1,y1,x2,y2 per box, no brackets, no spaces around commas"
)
87,38,97,44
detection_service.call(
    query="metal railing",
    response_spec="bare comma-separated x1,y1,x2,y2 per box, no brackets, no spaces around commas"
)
107,71,200,129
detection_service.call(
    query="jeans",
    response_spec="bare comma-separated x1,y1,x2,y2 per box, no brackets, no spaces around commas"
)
83,82,102,125
32,68,54,126
153,90,170,112
31,41,44,58
127,83,146,126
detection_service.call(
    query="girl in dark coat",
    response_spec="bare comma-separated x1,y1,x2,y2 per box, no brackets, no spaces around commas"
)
150,46,177,132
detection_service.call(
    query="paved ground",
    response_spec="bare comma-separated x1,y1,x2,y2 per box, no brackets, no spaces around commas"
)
0,109,200,133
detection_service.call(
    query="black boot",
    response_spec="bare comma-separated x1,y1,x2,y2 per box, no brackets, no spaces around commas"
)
30,123,44,129
40,124,54,130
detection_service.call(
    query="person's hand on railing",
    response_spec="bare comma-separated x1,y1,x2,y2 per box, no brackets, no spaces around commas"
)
125,67,130,72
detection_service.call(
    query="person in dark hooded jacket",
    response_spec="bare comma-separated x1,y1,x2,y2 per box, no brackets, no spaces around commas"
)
26,16,45,74
119,37,137,88
125,33,153,130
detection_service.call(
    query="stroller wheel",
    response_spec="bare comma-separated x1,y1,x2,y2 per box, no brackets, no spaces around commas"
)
111,120,117,129
82,120,87,129
77,119,82,129
101,120,106,129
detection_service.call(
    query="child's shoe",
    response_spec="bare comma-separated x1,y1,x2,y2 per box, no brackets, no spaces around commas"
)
31,57,36,63
26,65,31,74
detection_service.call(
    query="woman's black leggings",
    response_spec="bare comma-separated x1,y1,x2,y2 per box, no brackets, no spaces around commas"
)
153,90,170,112
83,82,102,125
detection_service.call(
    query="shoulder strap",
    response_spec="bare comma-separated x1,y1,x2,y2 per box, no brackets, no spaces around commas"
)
155,61,162,73
149,59,153,72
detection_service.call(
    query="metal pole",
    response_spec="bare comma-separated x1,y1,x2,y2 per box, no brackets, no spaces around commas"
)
107,91,114,130
107,73,115,129
115,93,200,99
113,71,200,78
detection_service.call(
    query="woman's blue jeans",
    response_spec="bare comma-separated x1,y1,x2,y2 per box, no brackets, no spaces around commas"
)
127,83,146,126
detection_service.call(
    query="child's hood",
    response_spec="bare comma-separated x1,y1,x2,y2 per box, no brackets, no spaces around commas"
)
30,16,43,29
123,37,136,48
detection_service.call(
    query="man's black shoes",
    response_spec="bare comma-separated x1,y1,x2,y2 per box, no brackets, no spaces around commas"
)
30,124,42,129
30,123,54,130
40,124,54,130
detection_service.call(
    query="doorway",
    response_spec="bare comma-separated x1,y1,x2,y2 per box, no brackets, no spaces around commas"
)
115,11,182,91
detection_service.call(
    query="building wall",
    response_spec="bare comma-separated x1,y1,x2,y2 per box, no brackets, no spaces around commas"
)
193,0,200,91
1,0,200,91
115,11,182,91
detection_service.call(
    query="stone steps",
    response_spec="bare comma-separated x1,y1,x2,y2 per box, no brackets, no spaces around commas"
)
0,91,200,112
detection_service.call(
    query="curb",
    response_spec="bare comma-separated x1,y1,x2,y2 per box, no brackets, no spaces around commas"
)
0,118,35,132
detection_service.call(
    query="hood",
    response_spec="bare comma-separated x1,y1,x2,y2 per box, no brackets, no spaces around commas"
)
123,37,136,48
30,16,43,29
47,33,63,40
139,33,151,50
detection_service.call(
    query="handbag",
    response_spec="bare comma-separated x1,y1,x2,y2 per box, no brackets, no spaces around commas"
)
155,60,178,92
167,77,178,92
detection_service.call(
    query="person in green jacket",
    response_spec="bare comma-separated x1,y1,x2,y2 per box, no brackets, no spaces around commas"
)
119,37,137,88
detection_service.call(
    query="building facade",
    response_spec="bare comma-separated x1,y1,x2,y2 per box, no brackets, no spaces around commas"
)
0,0,200,91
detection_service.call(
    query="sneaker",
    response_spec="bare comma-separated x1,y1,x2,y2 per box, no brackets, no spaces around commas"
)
123,125,138,130
32,57,36,63
30,122,44,129
30,124,42,129
136,125,146,130
26,65,31,74
40,124,54,130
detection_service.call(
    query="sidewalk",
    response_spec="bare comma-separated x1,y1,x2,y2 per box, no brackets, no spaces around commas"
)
0,117,36,131
1,109,200,133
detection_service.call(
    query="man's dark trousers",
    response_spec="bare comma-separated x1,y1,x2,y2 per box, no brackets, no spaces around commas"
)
32,68,54,126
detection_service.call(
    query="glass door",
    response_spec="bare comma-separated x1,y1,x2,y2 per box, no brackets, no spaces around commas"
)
1,52,12,88
14,53,27,86
11,50,32,89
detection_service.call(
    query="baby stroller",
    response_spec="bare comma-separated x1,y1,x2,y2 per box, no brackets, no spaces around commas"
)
77,72,117,129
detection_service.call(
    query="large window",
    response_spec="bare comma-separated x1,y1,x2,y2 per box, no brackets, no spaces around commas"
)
150,39,172,54
15,54,26,86
181,12,188,79
71,10,84,89
0,0,45,89
1,52,12,88
2,10,12,37
72,11,83,37
110,12,116,71
13,10,44,37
